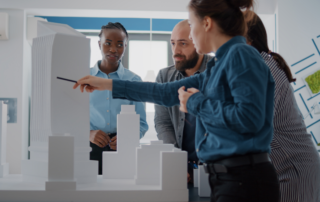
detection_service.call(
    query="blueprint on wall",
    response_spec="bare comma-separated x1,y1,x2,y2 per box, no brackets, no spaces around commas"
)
290,34,320,147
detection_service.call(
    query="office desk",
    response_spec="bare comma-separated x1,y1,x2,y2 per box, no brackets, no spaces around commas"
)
0,175,210,202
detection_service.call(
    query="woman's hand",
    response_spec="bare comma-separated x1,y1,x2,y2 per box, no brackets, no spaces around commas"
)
90,130,111,148
73,75,113,93
178,86,199,113
109,136,117,151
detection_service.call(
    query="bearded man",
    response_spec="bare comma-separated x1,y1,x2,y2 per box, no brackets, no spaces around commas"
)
154,20,212,183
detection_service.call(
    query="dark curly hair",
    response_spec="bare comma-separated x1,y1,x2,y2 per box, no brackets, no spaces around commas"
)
98,22,128,40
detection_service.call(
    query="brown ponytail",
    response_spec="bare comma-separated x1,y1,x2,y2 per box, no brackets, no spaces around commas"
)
245,11,296,83
270,52,296,82
188,0,254,37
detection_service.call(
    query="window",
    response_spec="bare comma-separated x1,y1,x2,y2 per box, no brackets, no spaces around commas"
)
88,36,101,68
128,40,168,82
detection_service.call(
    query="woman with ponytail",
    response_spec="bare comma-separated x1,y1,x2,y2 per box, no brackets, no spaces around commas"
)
246,12,320,202
74,0,280,201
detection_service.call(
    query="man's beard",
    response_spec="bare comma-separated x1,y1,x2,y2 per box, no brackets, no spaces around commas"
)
174,50,199,73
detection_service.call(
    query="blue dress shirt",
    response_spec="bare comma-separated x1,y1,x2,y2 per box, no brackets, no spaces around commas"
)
90,61,148,138
112,36,275,163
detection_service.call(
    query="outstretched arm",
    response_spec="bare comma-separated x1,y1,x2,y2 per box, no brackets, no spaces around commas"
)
74,73,205,108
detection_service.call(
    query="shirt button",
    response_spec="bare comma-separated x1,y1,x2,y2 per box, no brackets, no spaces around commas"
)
107,110,109,112
196,149,199,152
107,98,109,100
215,58,218,62
107,123,110,125
204,133,207,137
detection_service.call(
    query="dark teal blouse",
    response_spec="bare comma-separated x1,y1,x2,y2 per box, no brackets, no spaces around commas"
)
113,36,275,163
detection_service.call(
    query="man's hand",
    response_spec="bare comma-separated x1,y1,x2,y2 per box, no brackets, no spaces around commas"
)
90,130,110,148
109,136,117,150
178,86,200,113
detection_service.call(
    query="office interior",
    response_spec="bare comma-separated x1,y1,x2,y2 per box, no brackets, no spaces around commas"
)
0,0,320,201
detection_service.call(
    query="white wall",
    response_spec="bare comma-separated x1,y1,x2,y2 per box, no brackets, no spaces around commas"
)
255,0,277,14
0,0,189,12
278,0,320,147
0,9,29,174
259,14,276,52
0,0,276,15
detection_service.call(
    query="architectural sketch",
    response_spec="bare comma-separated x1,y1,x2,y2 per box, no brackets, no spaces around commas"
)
290,34,320,146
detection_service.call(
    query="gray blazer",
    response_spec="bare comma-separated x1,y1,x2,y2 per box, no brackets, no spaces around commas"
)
154,55,212,148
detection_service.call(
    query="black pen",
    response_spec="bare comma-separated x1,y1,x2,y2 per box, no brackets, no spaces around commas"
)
57,77,77,83
57,77,90,86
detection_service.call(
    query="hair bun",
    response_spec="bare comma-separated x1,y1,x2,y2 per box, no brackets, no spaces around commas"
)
228,0,254,10
188,0,254,37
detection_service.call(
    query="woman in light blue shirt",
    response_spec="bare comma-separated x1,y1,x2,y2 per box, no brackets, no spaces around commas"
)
75,1,280,201
90,22,148,175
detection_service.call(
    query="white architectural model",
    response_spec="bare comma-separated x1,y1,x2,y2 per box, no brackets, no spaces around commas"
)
135,140,175,185
198,165,210,197
22,21,97,184
193,165,211,197
193,168,198,187
0,21,189,202
103,105,140,179
0,101,8,177
0,104,188,201
45,136,76,191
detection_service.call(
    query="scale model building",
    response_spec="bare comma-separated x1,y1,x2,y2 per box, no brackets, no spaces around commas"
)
0,21,188,202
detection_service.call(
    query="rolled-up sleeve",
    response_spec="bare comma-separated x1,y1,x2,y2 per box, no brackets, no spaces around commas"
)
187,52,274,134
112,73,204,107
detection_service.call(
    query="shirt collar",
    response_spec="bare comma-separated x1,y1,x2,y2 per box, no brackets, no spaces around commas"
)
91,61,100,76
198,55,209,73
92,60,125,79
215,36,247,61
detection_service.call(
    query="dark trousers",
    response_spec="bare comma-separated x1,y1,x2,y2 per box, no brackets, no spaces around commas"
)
209,162,280,202
90,133,117,175
187,161,198,184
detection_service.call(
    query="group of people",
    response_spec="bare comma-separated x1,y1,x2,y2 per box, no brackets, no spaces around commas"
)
75,0,320,201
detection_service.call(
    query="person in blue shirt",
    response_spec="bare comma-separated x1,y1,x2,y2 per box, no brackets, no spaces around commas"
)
74,0,280,201
89,22,148,175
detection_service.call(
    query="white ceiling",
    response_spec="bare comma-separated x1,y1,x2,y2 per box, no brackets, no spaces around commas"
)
0,0,277,18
